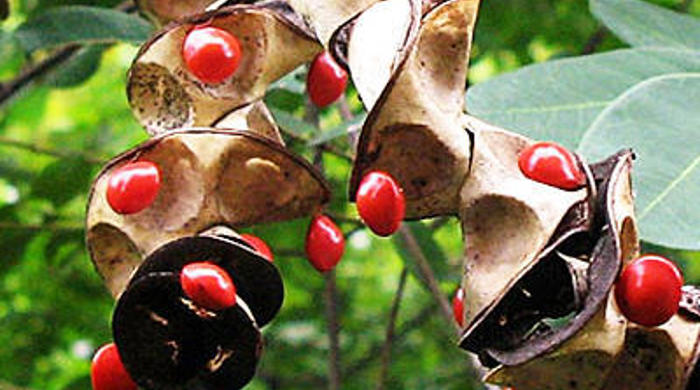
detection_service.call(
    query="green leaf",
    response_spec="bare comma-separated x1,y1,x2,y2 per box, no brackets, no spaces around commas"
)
31,157,95,207
308,114,365,147
590,0,700,50
578,73,700,250
14,6,153,52
44,44,107,88
466,47,700,148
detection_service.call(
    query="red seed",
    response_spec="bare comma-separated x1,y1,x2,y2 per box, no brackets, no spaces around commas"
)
615,254,683,327
183,26,242,84
356,171,405,237
180,262,237,311
452,287,465,327
106,161,161,215
305,215,345,273
240,233,274,262
518,141,586,190
91,343,138,390
307,51,348,108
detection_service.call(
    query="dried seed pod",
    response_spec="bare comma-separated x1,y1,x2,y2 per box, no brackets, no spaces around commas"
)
86,129,330,297
135,0,222,27
474,149,638,389
286,0,384,47
457,115,589,352
128,2,321,135
349,0,480,219
213,101,284,144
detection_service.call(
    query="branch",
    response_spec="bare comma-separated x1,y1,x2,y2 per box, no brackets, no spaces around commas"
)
0,1,136,107
398,225,459,335
324,270,342,390
0,221,83,232
0,135,105,164
337,95,353,121
581,26,607,55
376,267,409,390
282,127,354,162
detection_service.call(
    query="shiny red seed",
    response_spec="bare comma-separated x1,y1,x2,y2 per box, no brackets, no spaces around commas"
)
180,262,237,311
106,161,161,215
240,233,274,262
183,26,242,84
305,215,345,273
307,51,348,108
452,287,465,327
518,141,586,190
615,254,683,327
356,171,405,237
91,343,138,390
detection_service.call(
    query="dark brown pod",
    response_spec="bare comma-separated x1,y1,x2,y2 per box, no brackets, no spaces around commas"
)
113,273,260,390
130,234,283,327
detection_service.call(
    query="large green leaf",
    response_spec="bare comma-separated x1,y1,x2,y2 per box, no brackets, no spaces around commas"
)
14,6,152,52
466,48,700,148
590,0,700,50
578,73,700,250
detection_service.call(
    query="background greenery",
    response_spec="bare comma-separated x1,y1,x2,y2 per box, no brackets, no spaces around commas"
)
0,0,697,389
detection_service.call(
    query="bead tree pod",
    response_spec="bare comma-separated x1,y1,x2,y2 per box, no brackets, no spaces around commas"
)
80,0,700,389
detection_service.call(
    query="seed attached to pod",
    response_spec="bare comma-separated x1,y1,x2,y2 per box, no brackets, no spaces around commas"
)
518,141,586,190
305,215,345,273
181,262,237,311
240,233,274,262
183,26,242,84
307,51,348,108
106,161,161,215
356,171,405,236
91,343,138,390
453,287,465,327
615,254,683,327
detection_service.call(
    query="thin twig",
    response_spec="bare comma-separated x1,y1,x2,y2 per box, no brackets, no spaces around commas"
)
0,221,83,232
376,267,409,390
581,26,607,55
307,96,342,390
327,212,363,226
427,216,451,231
324,270,342,390
398,225,459,335
0,135,105,164
0,1,136,107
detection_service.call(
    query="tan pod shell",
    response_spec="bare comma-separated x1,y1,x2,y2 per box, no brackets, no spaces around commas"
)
86,129,330,297
349,0,480,219
286,0,384,46
127,3,321,135
135,0,218,26
458,115,587,337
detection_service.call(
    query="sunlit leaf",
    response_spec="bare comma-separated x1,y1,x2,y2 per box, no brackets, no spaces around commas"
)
590,0,700,49
578,73,700,250
466,48,700,148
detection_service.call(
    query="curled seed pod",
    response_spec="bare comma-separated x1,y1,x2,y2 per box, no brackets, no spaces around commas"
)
348,0,479,219
135,0,222,27
86,130,329,297
128,3,321,135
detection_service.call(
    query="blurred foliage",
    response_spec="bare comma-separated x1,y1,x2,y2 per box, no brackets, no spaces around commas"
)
0,0,697,389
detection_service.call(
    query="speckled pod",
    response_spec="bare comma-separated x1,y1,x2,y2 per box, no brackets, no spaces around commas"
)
127,1,321,135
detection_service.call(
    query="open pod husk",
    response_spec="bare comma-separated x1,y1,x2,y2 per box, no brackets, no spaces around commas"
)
457,115,589,350
128,2,321,136
286,0,384,47
214,100,284,144
348,0,480,219
112,227,276,390
135,0,221,26
86,129,330,297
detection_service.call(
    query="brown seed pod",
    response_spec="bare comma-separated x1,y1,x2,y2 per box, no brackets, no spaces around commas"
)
86,129,330,297
286,0,385,47
128,2,321,135
476,148,635,389
348,0,480,219
214,101,284,144
135,0,221,27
